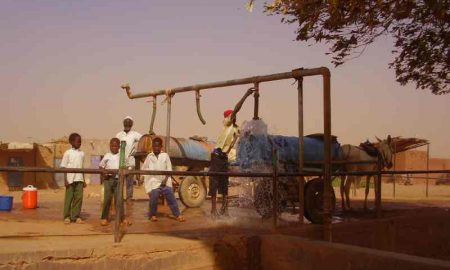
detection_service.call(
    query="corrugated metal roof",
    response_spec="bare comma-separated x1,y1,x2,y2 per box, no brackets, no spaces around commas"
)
374,137,429,153
391,137,429,153
7,142,35,150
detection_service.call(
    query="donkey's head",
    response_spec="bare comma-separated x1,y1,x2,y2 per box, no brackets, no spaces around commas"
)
376,135,394,169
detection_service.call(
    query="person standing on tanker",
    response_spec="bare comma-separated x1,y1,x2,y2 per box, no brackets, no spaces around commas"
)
116,116,142,205
209,88,255,218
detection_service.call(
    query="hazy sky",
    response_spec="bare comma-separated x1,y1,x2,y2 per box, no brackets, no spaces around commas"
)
1,1,449,158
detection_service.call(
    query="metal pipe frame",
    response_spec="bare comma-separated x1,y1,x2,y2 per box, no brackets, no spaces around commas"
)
149,96,157,134
393,143,397,198
253,82,260,120
122,68,331,99
297,76,305,224
166,94,172,153
272,147,279,227
2,167,448,177
122,67,333,232
426,143,430,197
375,156,382,218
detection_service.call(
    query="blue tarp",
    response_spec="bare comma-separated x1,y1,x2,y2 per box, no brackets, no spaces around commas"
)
180,140,211,161
236,135,342,169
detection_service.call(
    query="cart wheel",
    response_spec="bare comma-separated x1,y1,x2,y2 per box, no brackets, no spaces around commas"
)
254,179,285,218
179,176,206,208
304,178,336,224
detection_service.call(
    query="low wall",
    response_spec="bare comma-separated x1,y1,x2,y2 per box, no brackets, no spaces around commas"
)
329,211,450,260
278,210,450,261
259,235,450,270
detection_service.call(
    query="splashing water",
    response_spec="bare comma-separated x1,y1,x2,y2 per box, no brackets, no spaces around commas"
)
231,119,279,217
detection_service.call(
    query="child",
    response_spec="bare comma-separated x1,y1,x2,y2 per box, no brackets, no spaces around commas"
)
209,147,229,218
143,137,185,222
60,133,85,224
210,87,254,218
99,138,132,226
99,138,120,226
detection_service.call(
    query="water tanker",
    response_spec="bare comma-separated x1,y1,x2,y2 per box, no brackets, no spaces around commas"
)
134,133,342,224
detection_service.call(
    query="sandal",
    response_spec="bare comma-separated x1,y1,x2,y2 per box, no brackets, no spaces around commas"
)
100,219,109,226
150,216,158,222
122,219,132,226
75,218,85,224
63,218,71,224
176,216,186,222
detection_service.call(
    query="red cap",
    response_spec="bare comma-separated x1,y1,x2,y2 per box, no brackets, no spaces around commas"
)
223,109,233,118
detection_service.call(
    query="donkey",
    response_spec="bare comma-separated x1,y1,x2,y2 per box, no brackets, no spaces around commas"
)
339,135,394,211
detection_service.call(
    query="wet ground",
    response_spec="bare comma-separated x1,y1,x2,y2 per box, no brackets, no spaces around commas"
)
0,184,449,240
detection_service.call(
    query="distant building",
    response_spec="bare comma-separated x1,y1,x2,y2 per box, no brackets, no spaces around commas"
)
389,150,450,184
0,138,110,190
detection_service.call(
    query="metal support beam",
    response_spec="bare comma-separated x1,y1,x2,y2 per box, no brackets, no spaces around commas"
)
322,69,332,241
166,93,172,153
115,141,126,243
149,96,157,134
122,68,331,99
297,77,305,224
375,156,382,218
272,146,278,228
2,167,449,177
393,144,396,198
426,143,430,197
253,82,260,120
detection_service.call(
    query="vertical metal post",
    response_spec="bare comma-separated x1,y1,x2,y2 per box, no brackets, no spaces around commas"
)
426,143,430,197
149,96,157,134
253,83,260,120
166,93,172,153
375,156,382,218
272,146,279,228
33,143,37,186
297,77,305,224
393,144,396,198
322,70,332,241
115,141,126,243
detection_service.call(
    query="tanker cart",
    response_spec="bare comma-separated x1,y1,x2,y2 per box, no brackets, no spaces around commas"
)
134,134,214,208
121,67,335,224
236,132,342,224
133,132,342,224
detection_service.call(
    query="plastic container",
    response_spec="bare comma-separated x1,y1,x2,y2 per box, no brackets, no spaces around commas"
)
22,185,38,209
0,196,13,211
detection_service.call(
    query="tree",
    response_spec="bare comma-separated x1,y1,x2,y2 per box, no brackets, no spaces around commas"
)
257,0,449,94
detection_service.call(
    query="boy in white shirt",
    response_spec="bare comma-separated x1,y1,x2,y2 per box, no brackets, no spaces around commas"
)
99,138,120,226
143,137,185,222
116,116,142,204
60,133,85,224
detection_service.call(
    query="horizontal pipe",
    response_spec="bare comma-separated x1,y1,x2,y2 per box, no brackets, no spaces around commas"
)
305,160,378,165
0,167,118,174
0,166,320,177
397,175,449,180
0,167,449,178
123,67,330,99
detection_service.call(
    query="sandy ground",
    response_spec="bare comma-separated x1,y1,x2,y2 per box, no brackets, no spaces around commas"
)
0,182,449,257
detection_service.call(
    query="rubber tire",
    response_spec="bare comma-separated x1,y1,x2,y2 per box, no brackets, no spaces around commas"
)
304,178,336,224
254,179,285,219
254,180,273,218
179,176,206,208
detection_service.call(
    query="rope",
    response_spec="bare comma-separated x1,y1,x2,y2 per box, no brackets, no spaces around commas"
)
161,89,173,105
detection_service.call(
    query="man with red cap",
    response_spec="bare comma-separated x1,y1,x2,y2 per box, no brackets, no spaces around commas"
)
209,88,255,218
